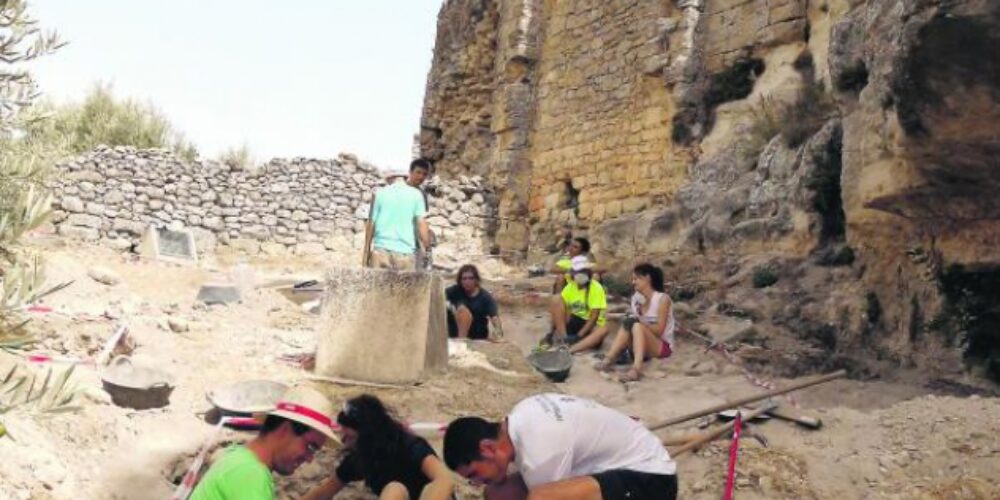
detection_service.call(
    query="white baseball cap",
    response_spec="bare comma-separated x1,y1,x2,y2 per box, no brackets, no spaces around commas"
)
570,256,592,272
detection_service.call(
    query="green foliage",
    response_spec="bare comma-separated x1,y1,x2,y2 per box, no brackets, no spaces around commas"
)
750,82,837,152
217,143,254,170
0,363,82,419
0,0,81,436
24,83,199,161
751,264,779,288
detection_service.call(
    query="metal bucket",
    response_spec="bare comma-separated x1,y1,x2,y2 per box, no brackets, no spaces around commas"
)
206,380,288,417
101,356,175,410
527,349,573,382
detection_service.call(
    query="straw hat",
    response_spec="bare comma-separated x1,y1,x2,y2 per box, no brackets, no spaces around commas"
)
268,385,339,442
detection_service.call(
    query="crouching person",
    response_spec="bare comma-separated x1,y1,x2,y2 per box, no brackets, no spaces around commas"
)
190,386,336,500
548,261,609,351
303,394,454,500
447,264,503,340
444,393,678,500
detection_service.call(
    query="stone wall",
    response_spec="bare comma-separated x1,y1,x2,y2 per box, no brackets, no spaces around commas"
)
526,0,683,248
421,0,1000,380
49,146,495,259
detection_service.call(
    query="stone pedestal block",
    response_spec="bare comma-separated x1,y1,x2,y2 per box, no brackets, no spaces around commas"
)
315,268,447,384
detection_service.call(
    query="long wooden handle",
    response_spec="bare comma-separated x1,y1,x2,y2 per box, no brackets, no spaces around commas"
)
669,403,775,457
649,369,846,431
767,407,823,429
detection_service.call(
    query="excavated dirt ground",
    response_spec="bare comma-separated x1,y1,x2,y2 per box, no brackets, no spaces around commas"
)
1,235,998,500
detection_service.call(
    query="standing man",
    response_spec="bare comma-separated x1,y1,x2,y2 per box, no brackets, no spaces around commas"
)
363,158,433,271
443,393,678,500
190,386,337,500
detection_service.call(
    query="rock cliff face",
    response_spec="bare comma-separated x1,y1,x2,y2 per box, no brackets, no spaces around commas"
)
421,0,1000,382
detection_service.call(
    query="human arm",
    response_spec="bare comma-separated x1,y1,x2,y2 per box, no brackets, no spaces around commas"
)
418,455,455,500
579,284,607,337
300,476,346,500
417,217,432,250
649,295,672,336
363,221,374,267
363,196,377,266
489,316,504,340
578,309,599,337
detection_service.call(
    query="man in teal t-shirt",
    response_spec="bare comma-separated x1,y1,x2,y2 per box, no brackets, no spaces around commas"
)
190,386,336,500
363,159,432,271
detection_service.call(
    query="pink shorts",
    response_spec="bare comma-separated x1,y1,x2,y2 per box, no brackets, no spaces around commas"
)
658,341,673,359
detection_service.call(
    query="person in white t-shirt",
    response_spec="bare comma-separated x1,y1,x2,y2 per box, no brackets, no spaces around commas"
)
595,263,676,383
443,393,677,500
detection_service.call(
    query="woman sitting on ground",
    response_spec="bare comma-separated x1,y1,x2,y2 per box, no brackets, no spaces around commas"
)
303,394,454,500
446,264,503,340
596,263,675,382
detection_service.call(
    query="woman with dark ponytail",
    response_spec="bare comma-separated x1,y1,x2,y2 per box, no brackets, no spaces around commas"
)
596,263,675,382
303,394,454,500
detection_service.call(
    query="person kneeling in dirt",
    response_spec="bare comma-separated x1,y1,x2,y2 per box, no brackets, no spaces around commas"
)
443,393,678,500
303,394,455,500
595,263,675,382
546,261,608,349
190,386,336,500
447,264,503,340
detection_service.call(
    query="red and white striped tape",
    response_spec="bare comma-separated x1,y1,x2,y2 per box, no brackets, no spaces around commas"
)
679,325,800,408
722,412,743,500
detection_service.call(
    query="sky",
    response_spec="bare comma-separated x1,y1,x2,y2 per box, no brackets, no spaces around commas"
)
29,1,443,170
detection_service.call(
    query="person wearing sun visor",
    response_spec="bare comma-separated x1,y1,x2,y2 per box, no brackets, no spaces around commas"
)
546,259,608,348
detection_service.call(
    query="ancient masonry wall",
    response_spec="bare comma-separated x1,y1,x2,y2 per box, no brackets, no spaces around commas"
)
421,0,812,254
48,146,495,257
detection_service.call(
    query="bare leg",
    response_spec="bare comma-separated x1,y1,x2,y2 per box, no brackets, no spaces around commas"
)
599,326,631,367
380,481,410,500
569,324,609,354
486,473,529,500
526,475,602,500
549,295,568,339
418,481,453,500
455,305,474,338
628,323,664,378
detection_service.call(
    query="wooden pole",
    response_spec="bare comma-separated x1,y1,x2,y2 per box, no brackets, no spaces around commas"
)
669,403,775,457
648,369,846,431
766,407,823,429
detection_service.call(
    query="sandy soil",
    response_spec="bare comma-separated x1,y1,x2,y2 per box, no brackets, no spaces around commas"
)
1,237,998,500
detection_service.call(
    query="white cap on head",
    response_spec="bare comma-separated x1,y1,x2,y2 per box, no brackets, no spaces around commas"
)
570,256,592,272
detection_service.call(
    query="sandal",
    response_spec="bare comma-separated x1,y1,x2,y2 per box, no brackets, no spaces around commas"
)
620,368,643,383
594,360,613,373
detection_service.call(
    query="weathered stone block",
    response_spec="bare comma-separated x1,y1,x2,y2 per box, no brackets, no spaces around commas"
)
316,268,447,384
66,213,102,229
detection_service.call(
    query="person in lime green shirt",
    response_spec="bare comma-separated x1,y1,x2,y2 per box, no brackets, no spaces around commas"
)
547,261,609,351
190,386,337,500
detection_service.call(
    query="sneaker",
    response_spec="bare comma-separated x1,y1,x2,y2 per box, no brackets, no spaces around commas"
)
615,348,634,366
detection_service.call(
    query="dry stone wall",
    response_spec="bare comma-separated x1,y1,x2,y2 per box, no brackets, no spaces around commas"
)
49,146,495,259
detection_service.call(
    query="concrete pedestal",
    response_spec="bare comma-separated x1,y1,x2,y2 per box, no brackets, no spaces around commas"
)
315,268,447,384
